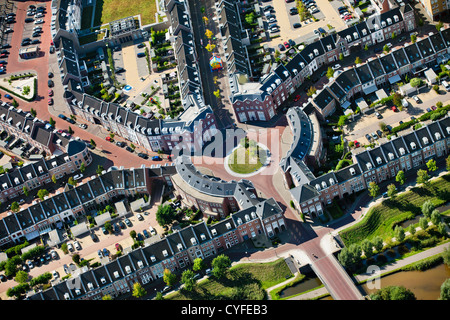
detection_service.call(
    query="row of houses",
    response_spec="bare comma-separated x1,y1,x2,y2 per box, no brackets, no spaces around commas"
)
288,115,450,218
0,102,73,156
28,192,282,301
0,140,91,205
229,4,416,123
0,163,173,246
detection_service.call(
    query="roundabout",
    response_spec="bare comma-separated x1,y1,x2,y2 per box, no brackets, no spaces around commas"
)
224,138,270,178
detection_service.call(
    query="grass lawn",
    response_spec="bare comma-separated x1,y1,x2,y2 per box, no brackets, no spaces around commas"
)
339,173,450,247
166,259,292,300
93,0,157,27
228,145,267,174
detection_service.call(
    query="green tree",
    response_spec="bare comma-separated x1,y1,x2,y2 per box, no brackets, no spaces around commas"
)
436,21,444,31
102,294,113,300
326,67,334,79
68,177,77,186
23,186,29,197
339,53,344,61
15,270,29,283
371,285,416,300
373,236,384,252
433,84,440,93
387,184,397,198
338,246,353,267
96,165,104,175
11,201,20,213
368,181,380,198
416,169,430,186
61,243,68,254
79,163,86,173
446,155,450,171
132,282,147,298
421,200,435,218
354,56,362,64
211,254,231,279
52,174,57,184
245,12,255,25
410,77,422,88
30,108,37,117
396,170,405,185
90,139,96,148
192,257,205,272
130,230,137,239
407,224,416,236
411,34,417,43
394,225,405,242
430,209,442,225
364,44,369,51
361,239,373,258
49,117,55,127
156,204,176,227
72,253,80,265
155,291,164,300
163,268,177,287
383,44,389,53
440,279,450,300
68,126,74,135
419,217,429,230
181,269,196,291
443,246,450,266
426,159,437,172
213,89,220,99
307,86,316,97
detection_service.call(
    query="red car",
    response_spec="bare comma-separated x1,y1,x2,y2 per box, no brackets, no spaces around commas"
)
106,136,112,141
391,106,398,112
284,41,290,49
0,54,6,58
431,105,437,110
48,89,53,96
293,95,301,102
48,98,53,105
50,40,54,46
354,140,360,148
115,243,122,251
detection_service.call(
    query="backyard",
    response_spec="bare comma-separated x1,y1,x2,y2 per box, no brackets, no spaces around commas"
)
93,0,157,27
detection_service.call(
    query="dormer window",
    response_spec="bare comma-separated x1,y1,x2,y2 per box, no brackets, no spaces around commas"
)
376,157,382,165
237,218,242,225
353,32,358,39
64,293,70,300
226,222,231,230
410,142,416,150
329,178,334,185
422,137,429,145
245,214,250,222
394,15,399,22
138,261,144,268
162,250,168,257
321,181,327,189
87,282,94,290
177,243,183,251
114,271,120,278
399,148,405,156
125,266,132,274
151,255,156,262
350,168,356,175
100,277,106,284
75,289,81,295
309,53,314,60
367,163,373,170
211,229,217,236
313,49,319,56
435,132,441,140
200,234,206,241
315,184,321,191
388,153,394,160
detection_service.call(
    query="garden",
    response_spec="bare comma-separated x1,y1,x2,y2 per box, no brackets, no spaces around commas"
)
338,173,450,274
150,28,176,72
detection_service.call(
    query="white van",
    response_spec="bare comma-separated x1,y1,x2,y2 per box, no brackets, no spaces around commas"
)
401,99,408,108
443,80,450,91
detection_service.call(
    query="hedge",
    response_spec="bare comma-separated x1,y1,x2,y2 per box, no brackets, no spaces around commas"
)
0,78,37,102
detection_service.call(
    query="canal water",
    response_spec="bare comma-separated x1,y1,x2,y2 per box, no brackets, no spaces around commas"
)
360,263,450,300
278,273,323,298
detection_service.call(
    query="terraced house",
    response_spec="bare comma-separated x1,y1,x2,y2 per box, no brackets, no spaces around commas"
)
288,116,450,218
229,5,416,122
0,164,177,246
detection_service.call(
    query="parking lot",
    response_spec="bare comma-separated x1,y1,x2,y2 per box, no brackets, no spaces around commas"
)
344,83,450,145
262,0,347,51
19,5,47,51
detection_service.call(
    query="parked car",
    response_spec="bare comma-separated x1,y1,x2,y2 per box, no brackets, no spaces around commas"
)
102,226,108,235
293,22,301,28
124,218,132,227
27,260,34,269
58,114,67,120
116,141,125,147
136,213,144,221
0,274,7,282
48,79,54,87
52,270,59,279
137,52,146,58
126,146,134,152
90,233,98,242
34,19,44,24
375,112,382,119
288,39,295,47
97,250,103,258
152,155,162,161
354,140,360,148
391,106,398,112
149,226,156,235
74,241,81,250
413,95,420,103
365,133,372,141
376,130,383,138
371,132,378,140
4,94,12,99
332,64,341,71
426,107,432,112
143,229,149,238
67,242,74,252
137,152,148,159
25,18,34,23
431,105,437,110
284,41,290,49
102,248,109,256
115,243,122,251
119,221,126,229
66,118,76,124
48,98,53,105
51,250,58,259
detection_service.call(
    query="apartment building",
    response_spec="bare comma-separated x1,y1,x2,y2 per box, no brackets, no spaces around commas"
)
419,0,449,21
